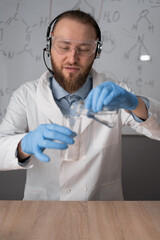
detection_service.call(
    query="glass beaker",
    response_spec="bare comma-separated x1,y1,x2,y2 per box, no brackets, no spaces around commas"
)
61,115,81,161
70,100,118,128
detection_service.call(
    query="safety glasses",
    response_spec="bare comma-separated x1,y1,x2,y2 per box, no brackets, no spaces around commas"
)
51,32,99,57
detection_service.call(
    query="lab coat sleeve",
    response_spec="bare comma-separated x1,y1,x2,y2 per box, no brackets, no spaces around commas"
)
139,97,160,140
0,86,29,170
122,97,160,140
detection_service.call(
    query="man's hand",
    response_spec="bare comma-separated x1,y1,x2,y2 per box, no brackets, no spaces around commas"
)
20,124,76,162
85,81,138,112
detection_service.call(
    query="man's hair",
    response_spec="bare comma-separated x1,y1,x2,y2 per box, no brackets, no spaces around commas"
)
52,10,101,40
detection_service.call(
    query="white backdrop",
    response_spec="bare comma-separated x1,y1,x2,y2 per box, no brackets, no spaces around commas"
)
1,0,160,134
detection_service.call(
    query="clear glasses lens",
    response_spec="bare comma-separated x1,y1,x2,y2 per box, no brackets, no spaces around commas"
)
52,37,97,56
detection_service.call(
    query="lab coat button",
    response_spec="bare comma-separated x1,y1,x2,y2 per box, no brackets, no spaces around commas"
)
82,156,86,161
82,187,88,192
65,188,71,193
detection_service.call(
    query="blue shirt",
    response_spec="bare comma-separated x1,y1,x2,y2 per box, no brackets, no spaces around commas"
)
50,74,92,115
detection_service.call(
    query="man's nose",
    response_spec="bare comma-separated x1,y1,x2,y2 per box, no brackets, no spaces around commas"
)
67,48,79,63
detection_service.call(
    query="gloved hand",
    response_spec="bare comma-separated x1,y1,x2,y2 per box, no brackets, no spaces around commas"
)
85,81,139,113
21,124,76,162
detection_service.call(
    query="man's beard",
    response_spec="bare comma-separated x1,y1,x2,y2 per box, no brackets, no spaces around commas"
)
51,57,93,93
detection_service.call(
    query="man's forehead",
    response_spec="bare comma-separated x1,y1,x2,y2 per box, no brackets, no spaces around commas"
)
54,17,83,26
53,18,96,38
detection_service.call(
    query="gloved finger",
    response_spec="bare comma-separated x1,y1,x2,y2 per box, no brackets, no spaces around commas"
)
85,90,94,110
46,124,75,136
92,87,102,112
96,87,110,112
41,139,69,150
43,130,75,145
38,138,65,149
34,150,50,162
103,83,124,107
103,91,115,106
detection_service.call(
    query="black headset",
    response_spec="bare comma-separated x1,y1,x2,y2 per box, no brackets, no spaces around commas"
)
43,12,103,74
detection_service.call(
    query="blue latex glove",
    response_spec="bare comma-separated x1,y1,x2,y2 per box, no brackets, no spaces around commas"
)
21,124,76,162
85,81,139,113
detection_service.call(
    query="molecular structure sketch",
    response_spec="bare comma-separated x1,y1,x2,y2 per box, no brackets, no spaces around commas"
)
122,75,155,89
138,0,160,8
0,1,48,61
101,30,116,53
72,0,95,16
132,9,154,32
124,35,151,62
72,0,104,22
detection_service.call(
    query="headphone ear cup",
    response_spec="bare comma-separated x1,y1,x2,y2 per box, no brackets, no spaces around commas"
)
95,42,102,59
46,37,51,57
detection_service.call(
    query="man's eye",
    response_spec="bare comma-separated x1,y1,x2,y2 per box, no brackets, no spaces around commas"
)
59,46,69,50
56,43,70,49
79,48,90,52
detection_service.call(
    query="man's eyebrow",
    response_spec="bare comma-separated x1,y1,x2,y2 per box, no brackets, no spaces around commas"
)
78,42,92,46
58,40,93,46
58,40,71,44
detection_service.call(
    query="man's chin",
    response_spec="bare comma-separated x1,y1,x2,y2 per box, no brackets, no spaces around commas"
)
62,73,81,85
51,61,92,92
63,70,79,79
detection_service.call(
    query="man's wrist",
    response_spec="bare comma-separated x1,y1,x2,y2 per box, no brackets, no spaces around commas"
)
18,156,31,166
17,140,31,161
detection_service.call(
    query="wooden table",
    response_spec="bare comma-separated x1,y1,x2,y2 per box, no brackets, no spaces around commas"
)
0,201,160,240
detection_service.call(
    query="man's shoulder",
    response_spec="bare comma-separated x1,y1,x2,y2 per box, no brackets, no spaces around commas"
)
16,71,51,93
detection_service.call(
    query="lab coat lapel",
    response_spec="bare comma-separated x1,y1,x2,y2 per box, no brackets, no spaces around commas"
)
36,72,63,125
80,115,92,134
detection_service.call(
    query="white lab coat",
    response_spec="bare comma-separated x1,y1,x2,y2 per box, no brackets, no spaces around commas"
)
0,69,160,200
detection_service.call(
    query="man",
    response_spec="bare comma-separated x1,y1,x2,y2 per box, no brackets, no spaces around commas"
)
0,10,160,200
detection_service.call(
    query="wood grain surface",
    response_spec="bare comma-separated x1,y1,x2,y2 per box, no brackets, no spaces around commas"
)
0,201,160,240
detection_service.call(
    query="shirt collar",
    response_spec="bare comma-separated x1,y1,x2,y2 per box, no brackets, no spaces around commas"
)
51,73,92,100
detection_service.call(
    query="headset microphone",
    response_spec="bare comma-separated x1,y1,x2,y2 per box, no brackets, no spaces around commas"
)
43,47,54,75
